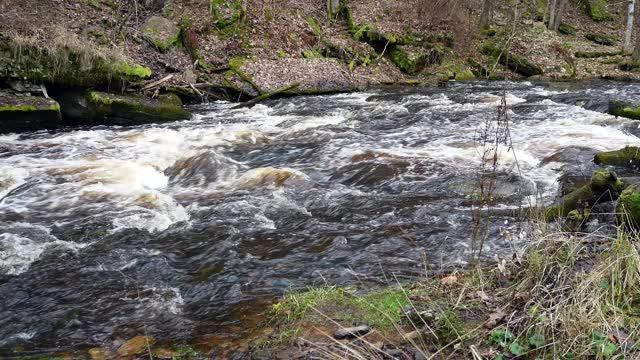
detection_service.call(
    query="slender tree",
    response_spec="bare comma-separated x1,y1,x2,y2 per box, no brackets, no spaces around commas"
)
624,0,636,53
548,0,557,30
479,0,494,30
552,0,567,30
634,35,640,60
327,0,340,19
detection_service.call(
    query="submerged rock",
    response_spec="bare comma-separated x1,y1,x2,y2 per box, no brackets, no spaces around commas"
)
59,90,190,126
609,101,640,120
0,95,61,133
546,169,622,219
594,146,640,168
117,335,155,357
140,16,180,52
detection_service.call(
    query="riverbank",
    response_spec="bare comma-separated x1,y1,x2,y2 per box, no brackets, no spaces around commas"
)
241,223,640,360
3,0,640,132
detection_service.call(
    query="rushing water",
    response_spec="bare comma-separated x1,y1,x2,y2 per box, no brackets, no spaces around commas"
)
1,81,640,354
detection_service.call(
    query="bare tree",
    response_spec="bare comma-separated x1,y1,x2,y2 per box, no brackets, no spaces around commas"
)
327,0,340,19
548,0,566,31
634,36,640,60
625,0,636,53
479,0,494,30
548,0,557,30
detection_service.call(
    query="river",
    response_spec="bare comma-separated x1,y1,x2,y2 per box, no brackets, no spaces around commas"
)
1,81,640,354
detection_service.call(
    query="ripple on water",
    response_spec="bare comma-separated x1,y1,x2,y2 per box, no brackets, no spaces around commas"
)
2,81,640,351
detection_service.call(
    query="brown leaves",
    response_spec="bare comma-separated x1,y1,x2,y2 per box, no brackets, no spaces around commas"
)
440,275,458,285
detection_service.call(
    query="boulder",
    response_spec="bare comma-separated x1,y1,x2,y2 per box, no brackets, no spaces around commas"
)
389,45,433,74
546,169,622,219
0,39,152,87
482,42,543,77
116,335,155,357
59,90,190,126
140,16,180,52
608,101,640,120
0,95,61,133
585,33,615,46
594,146,640,168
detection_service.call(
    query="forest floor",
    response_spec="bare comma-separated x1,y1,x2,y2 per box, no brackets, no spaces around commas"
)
2,0,640,103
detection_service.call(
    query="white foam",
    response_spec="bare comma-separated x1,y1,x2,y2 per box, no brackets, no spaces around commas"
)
0,232,88,275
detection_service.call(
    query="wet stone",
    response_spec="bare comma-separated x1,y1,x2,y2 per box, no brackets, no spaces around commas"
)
333,325,371,339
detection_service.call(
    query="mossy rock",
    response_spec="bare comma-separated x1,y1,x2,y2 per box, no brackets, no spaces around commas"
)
609,101,640,120
617,184,640,227
594,146,640,168
0,95,61,133
211,0,244,29
140,16,180,51
558,22,577,35
0,39,152,87
454,69,476,81
590,168,623,196
60,90,190,126
482,42,543,77
575,50,623,58
580,0,613,22
389,45,431,74
618,62,640,72
585,33,616,46
546,168,622,219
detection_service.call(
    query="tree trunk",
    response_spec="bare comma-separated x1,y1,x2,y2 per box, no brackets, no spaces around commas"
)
548,0,558,30
552,0,567,30
327,0,340,19
479,0,494,30
625,0,636,53
633,36,640,60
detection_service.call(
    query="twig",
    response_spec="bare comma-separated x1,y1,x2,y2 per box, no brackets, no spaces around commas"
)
142,74,174,90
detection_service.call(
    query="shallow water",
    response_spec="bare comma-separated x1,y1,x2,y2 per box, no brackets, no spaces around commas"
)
1,81,640,353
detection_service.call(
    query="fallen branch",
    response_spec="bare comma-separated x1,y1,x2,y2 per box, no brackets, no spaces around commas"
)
232,82,300,109
142,75,174,90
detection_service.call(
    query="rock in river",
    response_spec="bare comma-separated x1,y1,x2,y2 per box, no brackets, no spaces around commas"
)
0,95,61,133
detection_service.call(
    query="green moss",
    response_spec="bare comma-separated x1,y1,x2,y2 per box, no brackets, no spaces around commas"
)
0,39,151,87
594,146,640,167
585,33,616,46
581,0,613,22
87,91,190,123
575,50,623,58
211,0,244,29
0,104,38,112
389,46,429,74
271,286,409,329
545,185,593,219
617,184,640,226
454,69,476,81
590,169,623,195
558,22,577,35
228,56,262,94
115,62,152,79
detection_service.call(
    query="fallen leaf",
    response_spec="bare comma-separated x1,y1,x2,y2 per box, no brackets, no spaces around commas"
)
440,275,458,285
476,290,491,302
485,309,507,328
